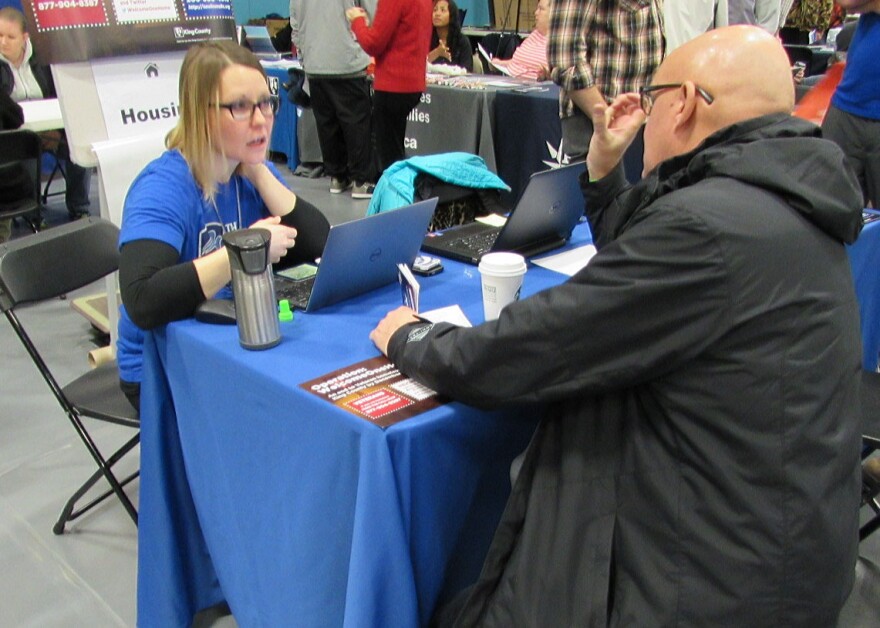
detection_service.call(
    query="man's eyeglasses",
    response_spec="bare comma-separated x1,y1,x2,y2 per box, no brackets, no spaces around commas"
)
214,95,280,121
639,83,714,116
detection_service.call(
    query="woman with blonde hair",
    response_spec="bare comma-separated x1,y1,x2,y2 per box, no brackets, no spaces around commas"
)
117,40,316,410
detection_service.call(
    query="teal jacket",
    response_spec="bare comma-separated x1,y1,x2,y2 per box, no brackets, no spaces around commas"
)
367,152,510,215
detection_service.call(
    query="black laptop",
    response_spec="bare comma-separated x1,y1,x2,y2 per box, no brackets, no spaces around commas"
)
421,162,586,265
274,198,437,312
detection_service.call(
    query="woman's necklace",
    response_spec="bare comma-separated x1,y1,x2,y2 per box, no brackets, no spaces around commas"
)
209,177,243,230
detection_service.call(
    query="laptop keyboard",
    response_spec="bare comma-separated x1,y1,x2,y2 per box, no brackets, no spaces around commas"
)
275,275,315,310
456,230,500,255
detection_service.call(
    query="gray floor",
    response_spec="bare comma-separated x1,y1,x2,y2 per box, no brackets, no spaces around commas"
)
1,163,878,626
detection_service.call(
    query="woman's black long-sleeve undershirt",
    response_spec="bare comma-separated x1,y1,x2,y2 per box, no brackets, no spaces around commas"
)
119,202,309,330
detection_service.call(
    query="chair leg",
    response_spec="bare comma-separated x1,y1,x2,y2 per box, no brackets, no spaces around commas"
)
53,431,140,534
23,214,42,234
41,157,66,205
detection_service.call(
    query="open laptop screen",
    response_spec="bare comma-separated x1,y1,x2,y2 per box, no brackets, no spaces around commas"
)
243,25,282,59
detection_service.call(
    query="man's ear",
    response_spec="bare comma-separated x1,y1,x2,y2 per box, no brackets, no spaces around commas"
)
671,82,699,132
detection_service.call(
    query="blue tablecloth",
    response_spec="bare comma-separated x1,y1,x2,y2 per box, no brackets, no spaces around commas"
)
265,65,299,171
493,85,562,206
137,225,594,627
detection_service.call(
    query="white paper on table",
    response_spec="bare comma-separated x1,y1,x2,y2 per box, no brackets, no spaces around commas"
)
475,213,508,227
477,43,512,76
532,244,597,276
20,98,62,131
420,305,472,327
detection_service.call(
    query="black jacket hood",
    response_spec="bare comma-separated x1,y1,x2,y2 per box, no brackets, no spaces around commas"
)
640,113,864,244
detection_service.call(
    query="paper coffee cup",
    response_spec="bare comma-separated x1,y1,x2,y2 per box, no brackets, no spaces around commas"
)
478,252,527,321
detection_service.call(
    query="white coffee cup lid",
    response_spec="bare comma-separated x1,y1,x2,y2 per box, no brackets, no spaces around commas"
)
479,252,527,276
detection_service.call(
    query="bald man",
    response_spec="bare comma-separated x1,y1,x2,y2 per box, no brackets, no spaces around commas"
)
372,26,864,626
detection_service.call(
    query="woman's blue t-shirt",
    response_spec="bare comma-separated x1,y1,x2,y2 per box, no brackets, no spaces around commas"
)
116,149,286,384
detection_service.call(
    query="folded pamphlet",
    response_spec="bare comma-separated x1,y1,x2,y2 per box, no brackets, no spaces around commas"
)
477,43,512,76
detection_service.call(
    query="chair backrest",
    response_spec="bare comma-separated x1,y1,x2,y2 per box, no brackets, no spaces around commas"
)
0,217,120,311
481,33,521,60
472,53,484,75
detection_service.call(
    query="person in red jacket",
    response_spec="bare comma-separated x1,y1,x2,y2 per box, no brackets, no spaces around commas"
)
347,0,432,175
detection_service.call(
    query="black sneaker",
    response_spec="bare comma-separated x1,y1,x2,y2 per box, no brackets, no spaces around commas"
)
351,182,375,199
68,209,90,221
329,177,352,194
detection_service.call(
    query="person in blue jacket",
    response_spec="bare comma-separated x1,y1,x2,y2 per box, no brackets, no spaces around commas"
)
823,0,880,208
117,41,315,411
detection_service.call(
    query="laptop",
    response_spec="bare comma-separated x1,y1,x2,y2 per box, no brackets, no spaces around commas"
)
421,161,586,265
274,198,438,312
243,25,285,60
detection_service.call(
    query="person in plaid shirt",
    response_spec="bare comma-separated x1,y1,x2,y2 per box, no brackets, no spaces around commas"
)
547,0,664,180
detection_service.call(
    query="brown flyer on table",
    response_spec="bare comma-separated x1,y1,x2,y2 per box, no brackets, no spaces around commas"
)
300,356,447,428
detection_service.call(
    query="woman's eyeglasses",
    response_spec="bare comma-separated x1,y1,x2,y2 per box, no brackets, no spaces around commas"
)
638,83,714,116
214,95,280,121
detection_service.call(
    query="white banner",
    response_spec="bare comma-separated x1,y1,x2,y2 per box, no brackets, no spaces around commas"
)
91,50,184,140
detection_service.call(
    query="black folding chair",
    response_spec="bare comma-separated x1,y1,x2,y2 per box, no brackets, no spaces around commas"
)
0,218,139,534
859,371,880,541
480,32,521,60
0,128,43,233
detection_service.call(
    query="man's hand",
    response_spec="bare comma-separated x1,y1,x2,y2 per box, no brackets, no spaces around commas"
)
370,306,420,356
586,93,646,181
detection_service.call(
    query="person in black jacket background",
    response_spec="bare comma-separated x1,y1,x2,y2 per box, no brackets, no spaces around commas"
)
372,25,864,626
0,7,91,220
0,88,27,242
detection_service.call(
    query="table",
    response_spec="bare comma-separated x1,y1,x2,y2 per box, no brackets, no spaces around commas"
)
137,224,594,627
20,98,63,132
264,63,300,170
493,85,561,205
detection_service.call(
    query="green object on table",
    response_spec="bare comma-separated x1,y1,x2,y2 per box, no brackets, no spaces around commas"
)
278,299,294,322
